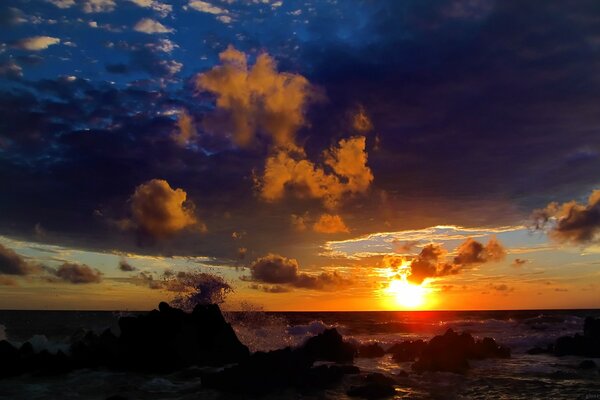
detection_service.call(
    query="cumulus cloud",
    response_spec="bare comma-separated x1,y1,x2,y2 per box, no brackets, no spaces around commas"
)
532,189,600,245
259,136,373,208
512,258,528,267
134,18,173,34
0,243,36,275
196,45,312,149
118,259,136,272
385,237,506,284
51,262,102,284
290,213,308,231
453,237,506,266
171,109,197,146
128,0,172,18
0,60,22,78
46,0,75,9
249,283,290,293
82,0,116,13
188,1,228,15
123,179,204,240
15,36,60,51
313,213,350,234
246,253,351,291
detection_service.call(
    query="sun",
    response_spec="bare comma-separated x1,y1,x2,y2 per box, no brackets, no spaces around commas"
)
386,275,427,309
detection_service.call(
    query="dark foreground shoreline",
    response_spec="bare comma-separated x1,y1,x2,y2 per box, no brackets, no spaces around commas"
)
0,304,599,399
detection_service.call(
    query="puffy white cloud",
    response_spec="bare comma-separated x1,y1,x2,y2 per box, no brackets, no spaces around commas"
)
134,18,174,34
15,36,60,51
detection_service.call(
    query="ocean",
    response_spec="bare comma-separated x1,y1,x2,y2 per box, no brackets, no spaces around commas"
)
0,309,599,399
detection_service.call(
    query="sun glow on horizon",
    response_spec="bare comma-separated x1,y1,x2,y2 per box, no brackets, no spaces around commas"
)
380,261,431,309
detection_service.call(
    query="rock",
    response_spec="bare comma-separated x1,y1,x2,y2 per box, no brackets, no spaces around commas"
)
347,380,396,399
0,340,19,377
116,302,249,371
299,328,356,363
388,340,426,362
412,329,510,374
537,317,600,358
202,328,358,395
527,346,551,355
578,360,597,370
358,343,385,358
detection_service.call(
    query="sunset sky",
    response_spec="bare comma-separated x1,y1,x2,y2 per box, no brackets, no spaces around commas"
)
1,0,600,311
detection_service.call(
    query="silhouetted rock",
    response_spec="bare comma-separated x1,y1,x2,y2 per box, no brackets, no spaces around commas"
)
412,329,510,374
536,317,600,358
202,328,357,394
578,360,597,370
299,328,357,363
347,374,396,399
388,340,426,362
358,343,385,358
116,302,249,371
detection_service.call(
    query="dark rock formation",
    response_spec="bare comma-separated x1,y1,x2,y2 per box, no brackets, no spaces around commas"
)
387,339,426,362
201,328,357,394
578,360,597,370
358,343,386,358
412,329,510,374
0,302,249,378
347,373,396,399
527,317,600,358
116,302,249,371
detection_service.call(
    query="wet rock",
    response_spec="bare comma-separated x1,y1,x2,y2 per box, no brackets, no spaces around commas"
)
202,328,357,394
347,383,396,399
412,329,510,374
538,317,600,358
116,302,249,371
299,328,356,363
358,343,385,358
578,360,597,370
388,340,426,362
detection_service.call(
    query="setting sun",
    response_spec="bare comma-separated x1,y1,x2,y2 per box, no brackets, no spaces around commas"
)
386,275,428,309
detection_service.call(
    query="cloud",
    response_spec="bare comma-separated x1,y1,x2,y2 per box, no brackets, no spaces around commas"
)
15,36,60,51
128,0,172,18
246,253,351,291
258,136,373,208
134,18,173,34
0,276,17,286
249,283,290,293
532,189,600,245
51,262,102,284
187,1,228,15
46,0,75,8
352,105,373,133
124,179,204,240
118,259,136,271
290,213,308,231
171,109,197,146
512,258,528,267
453,237,506,266
146,38,178,53
384,237,506,284
82,0,116,13
0,60,22,78
196,45,312,149
313,213,350,234
0,243,36,275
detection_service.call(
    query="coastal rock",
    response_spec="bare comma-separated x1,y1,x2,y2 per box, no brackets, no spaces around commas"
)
388,340,426,362
578,360,597,370
412,329,510,374
531,317,600,358
300,328,357,363
347,374,397,399
358,343,386,358
201,328,357,394
116,302,250,371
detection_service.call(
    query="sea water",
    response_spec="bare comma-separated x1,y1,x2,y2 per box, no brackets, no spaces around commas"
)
0,309,599,399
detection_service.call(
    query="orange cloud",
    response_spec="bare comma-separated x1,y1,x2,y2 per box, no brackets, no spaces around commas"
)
352,105,373,133
171,109,197,146
258,136,373,208
313,213,350,234
127,179,204,239
196,45,312,149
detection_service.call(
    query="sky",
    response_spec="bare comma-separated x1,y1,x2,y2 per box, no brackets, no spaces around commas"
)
0,0,600,311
